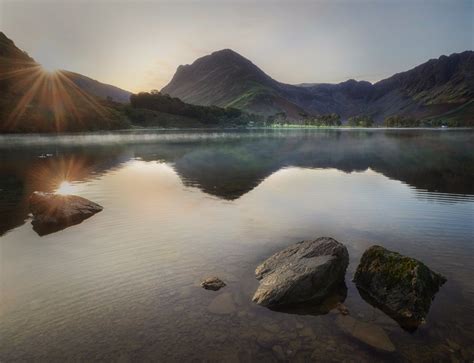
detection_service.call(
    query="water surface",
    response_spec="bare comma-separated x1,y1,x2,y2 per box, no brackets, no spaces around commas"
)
1,129,473,362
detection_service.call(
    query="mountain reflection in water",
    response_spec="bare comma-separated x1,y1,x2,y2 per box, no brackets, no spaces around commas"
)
1,129,473,236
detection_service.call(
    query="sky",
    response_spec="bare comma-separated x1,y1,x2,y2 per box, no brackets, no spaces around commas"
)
1,0,472,92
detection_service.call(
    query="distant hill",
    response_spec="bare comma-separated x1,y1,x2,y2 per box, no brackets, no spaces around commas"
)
161,49,474,123
0,32,131,132
63,71,131,103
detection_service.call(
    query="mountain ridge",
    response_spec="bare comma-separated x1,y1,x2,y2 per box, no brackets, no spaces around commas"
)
162,49,474,122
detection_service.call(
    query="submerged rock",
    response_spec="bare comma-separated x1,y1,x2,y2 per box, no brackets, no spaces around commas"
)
201,277,226,291
207,292,236,315
271,281,347,316
252,237,349,307
336,315,396,352
29,191,103,235
354,245,447,331
336,302,350,315
272,345,286,361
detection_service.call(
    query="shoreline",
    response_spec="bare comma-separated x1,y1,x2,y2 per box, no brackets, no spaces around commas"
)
0,126,473,138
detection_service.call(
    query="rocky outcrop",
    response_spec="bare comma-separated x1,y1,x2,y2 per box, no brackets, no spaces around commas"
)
354,245,447,331
29,191,103,235
201,277,226,291
252,237,349,307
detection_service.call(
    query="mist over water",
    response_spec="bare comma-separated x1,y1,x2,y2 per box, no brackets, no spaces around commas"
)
1,129,473,361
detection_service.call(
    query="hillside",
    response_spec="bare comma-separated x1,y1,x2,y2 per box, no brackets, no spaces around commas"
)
126,91,263,127
161,49,474,123
64,71,131,103
0,32,130,133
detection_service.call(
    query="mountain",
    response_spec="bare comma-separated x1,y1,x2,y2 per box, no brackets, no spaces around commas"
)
63,71,131,103
161,49,308,119
0,32,131,132
161,49,474,123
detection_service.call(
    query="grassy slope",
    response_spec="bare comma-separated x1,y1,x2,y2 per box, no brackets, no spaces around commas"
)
422,100,474,126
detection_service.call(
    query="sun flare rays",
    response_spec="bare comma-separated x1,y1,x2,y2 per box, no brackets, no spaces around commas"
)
0,57,111,132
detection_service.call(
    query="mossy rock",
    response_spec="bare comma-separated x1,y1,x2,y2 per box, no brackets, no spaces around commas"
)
354,245,446,331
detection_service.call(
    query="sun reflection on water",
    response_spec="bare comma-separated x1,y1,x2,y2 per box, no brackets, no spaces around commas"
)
56,181,76,195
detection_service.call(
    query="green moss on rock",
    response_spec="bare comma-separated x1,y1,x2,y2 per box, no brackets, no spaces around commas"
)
354,245,446,331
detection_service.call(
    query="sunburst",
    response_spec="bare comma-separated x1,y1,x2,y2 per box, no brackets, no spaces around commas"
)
0,57,111,132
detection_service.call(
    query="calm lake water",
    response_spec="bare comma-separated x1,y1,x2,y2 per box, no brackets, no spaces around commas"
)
0,129,473,362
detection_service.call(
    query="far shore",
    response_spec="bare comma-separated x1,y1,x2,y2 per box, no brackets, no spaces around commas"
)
0,126,472,144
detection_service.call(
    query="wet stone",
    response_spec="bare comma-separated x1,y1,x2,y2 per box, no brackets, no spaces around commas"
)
354,245,446,331
336,302,350,315
262,323,280,334
201,277,226,291
298,327,315,338
253,237,349,307
237,311,246,318
446,339,461,351
272,345,286,361
288,340,302,352
29,191,103,235
256,331,276,349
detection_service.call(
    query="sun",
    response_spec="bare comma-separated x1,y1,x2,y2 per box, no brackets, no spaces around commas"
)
3,60,110,132
40,63,58,74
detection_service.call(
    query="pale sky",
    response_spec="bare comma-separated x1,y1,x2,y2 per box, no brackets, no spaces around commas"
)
1,0,472,92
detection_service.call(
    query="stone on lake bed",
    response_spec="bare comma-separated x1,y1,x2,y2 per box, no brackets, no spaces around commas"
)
354,245,447,331
336,302,350,315
252,237,349,307
201,277,226,291
29,191,103,235
336,315,396,352
272,345,286,361
207,292,236,315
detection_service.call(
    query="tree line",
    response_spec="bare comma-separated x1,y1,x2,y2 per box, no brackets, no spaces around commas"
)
129,91,263,126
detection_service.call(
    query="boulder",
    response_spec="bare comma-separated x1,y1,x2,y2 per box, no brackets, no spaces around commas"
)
201,277,226,291
354,245,447,331
29,191,103,235
252,237,349,307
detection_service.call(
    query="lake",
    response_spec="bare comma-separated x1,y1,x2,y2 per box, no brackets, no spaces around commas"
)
0,129,473,362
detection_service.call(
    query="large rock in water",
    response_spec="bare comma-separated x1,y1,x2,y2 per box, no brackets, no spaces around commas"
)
252,237,349,307
29,191,103,235
354,245,447,331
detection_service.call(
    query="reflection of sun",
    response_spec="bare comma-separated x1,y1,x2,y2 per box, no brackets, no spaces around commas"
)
30,155,93,195
56,181,76,195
